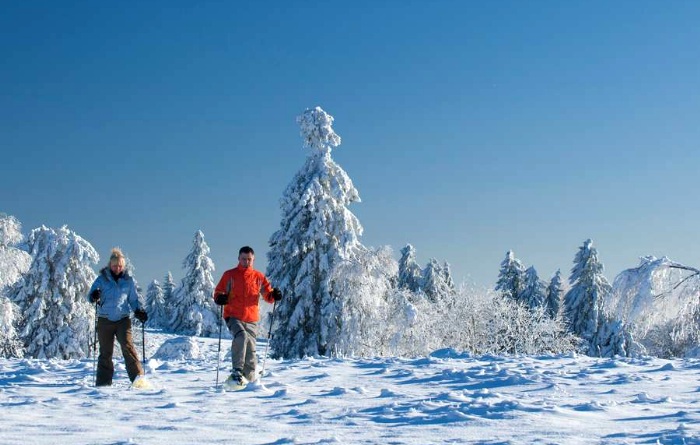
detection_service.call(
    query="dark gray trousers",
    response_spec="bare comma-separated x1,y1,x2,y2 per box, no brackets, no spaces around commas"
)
226,318,258,382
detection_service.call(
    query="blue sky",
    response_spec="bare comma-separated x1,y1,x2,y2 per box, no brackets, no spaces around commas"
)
2,1,699,289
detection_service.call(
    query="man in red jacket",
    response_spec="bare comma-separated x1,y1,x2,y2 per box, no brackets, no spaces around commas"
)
214,246,282,386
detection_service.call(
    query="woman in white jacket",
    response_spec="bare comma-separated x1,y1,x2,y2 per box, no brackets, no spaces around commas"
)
87,247,147,386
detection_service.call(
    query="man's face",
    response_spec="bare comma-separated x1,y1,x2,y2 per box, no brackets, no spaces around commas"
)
238,252,254,268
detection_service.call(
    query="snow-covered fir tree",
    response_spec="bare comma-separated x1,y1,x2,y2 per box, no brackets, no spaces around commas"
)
268,106,365,359
443,262,455,288
519,266,546,311
422,259,455,303
169,230,218,337
495,250,525,301
0,214,30,357
161,271,176,330
563,239,612,354
398,244,422,292
545,269,563,318
9,225,98,359
144,279,167,329
123,253,137,276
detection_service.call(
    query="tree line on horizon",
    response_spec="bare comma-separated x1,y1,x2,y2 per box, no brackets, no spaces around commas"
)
2,107,698,361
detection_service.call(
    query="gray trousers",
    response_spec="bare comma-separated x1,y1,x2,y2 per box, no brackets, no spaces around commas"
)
226,318,258,382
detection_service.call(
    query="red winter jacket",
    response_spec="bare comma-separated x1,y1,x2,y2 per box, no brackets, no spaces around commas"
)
213,265,274,322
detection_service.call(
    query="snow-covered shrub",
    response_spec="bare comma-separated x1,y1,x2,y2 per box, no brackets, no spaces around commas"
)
153,336,204,361
475,294,578,355
323,246,411,357
0,297,23,358
339,282,578,358
610,256,700,357
0,215,31,294
594,316,642,358
640,299,700,358
0,213,30,358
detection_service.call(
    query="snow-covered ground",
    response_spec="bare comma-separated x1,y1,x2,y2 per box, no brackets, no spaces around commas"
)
2,331,700,445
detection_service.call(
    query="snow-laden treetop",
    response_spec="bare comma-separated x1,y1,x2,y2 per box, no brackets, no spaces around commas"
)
297,106,341,154
0,214,23,247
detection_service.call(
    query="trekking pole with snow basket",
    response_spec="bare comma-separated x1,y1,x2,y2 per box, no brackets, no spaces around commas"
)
93,303,98,387
215,279,232,389
141,320,146,370
260,300,277,380
215,304,224,389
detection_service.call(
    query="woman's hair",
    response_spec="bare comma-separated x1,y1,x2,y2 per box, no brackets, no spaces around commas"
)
109,247,126,265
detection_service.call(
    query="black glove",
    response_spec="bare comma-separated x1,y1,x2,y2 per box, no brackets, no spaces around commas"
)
214,293,229,305
89,288,101,303
134,309,148,323
271,288,283,301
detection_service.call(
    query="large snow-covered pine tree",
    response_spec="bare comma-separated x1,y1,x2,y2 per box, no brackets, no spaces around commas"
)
169,230,218,337
563,239,612,354
495,250,525,301
10,225,98,359
268,106,365,359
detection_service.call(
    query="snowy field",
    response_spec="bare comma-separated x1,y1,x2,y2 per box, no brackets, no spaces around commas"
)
2,331,700,445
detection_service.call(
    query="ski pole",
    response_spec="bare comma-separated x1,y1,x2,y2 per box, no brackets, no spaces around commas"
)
141,319,146,370
93,303,98,387
260,301,277,381
215,304,224,389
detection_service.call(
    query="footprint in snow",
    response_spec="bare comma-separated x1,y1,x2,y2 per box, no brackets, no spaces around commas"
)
378,388,401,398
302,372,330,382
321,387,351,396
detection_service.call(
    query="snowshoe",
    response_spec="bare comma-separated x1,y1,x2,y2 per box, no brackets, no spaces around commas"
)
223,371,248,391
131,375,154,390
